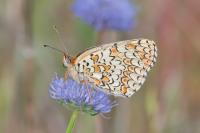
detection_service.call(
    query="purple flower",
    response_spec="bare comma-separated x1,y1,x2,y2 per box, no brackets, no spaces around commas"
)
49,74,116,115
71,0,136,31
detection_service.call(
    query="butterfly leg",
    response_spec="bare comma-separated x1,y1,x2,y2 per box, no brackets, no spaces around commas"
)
102,81,111,93
64,71,68,80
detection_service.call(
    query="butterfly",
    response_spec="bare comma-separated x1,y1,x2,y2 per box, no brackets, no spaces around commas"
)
60,39,157,97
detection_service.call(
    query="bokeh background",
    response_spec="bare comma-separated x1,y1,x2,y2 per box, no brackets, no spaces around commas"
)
0,0,200,133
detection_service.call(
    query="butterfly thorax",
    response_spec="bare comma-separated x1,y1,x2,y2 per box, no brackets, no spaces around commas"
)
65,63,80,82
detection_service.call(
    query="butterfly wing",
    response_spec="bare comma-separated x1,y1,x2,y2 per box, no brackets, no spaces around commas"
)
72,39,157,97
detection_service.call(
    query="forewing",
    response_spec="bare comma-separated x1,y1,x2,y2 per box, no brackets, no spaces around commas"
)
73,39,157,97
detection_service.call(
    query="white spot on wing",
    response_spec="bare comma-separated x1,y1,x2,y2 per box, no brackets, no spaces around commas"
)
92,73,103,79
112,69,121,75
131,59,143,68
127,80,135,88
111,74,119,80
117,45,126,52
125,52,137,59
135,84,141,91
130,73,139,81
113,80,120,87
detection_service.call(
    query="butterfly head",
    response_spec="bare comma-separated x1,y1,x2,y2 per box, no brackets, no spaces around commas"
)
63,53,72,67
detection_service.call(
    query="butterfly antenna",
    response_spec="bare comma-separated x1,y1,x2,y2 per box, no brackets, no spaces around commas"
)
53,25,68,53
43,44,66,56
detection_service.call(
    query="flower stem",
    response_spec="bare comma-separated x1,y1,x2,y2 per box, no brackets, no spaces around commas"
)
66,110,79,133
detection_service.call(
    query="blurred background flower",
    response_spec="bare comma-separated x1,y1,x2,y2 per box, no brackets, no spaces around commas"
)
49,74,116,115
72,0,136,31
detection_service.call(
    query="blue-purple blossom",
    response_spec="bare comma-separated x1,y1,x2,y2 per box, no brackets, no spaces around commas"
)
49,74,116,115
72,0,136,31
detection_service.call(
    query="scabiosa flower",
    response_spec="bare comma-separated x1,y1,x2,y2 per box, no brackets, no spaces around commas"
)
71,0,136,31
49,74,116,115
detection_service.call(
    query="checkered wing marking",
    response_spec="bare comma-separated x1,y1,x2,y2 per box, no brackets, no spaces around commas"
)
73,39,157,97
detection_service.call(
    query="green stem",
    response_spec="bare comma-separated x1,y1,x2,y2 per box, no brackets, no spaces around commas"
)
66,110,79,133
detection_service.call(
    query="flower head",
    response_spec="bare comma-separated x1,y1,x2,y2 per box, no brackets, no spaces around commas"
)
49,74,116,115
71,0,136,31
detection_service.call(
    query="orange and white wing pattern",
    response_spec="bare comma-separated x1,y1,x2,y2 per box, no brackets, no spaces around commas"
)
73,39,157,97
